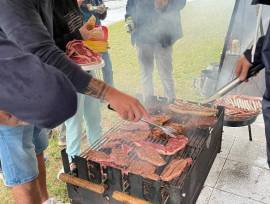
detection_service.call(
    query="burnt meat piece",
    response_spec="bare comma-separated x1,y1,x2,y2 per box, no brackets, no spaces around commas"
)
151,115,171,126
151,128,166,139
135,136,188,155
135,147,166,166
160,158,192,182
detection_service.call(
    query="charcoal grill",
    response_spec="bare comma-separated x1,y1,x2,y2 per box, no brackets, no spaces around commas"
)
60,96,224,204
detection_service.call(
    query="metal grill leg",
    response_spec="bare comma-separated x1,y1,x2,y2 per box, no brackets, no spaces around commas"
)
248,125,253,141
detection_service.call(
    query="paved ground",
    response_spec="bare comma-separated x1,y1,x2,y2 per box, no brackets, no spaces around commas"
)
197,114,270,204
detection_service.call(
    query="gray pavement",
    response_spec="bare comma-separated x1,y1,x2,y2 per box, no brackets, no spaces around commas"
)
197,114,270,204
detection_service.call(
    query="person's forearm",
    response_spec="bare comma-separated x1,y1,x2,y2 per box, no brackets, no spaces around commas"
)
84,78,110,99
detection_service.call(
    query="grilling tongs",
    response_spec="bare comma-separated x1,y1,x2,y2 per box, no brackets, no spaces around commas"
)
107,105,177,138
201,64,265,104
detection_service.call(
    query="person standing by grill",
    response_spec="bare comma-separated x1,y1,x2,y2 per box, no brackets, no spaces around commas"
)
79,0,114,86
53,0,105,167
125,0,186,102
0,0,149,203
235,1,270,168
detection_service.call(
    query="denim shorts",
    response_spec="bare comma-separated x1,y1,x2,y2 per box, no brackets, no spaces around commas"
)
0,125,48,186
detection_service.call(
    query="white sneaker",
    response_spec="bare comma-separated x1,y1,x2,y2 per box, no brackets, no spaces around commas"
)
57,167,64,181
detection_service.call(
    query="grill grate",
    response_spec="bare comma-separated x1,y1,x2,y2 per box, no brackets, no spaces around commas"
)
61,97,224,204
81,118,213,189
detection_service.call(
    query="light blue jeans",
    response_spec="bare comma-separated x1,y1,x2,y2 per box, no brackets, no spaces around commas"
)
65,53,113,162
65,93,102,161
101,52,114,86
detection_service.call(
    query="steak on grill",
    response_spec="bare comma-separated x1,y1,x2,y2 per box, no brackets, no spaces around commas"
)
108,130,150,143
86,150,111,164
127,160,160,181
160,158,192,182
110,147,131,168
135,147,166,166
135,136,188,155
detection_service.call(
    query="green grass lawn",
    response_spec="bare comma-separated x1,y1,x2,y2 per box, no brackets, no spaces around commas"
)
0,0,234,203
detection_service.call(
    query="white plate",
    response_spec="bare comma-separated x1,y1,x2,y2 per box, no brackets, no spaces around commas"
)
80,60,105,71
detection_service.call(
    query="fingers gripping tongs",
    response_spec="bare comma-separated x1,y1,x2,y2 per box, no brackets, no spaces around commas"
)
201,64,265,104
107,105,177,138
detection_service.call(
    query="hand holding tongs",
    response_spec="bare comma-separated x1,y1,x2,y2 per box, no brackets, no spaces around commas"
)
107,105,177,138
201,64,265,104
140,118,177,138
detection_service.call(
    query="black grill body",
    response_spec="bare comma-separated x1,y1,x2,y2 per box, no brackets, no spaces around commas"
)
61,100,224,204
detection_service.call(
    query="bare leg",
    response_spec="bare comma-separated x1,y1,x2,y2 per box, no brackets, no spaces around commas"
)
11,179,41,204
36,153,49,203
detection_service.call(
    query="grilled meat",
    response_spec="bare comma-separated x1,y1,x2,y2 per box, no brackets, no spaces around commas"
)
135,147,166,166
86,150,111,164
151,115,171,125
169,100,217,117
127,160,159,181
135,136,188,155
185,116,217,129
160,158,192,182
119,121,150,131
110,147,131,168
101,139,122,149
165,122,184,134
215,95,261,121
108,130,150,143
151,128,166,139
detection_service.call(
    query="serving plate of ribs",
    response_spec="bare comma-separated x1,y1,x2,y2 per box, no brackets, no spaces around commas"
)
214,95,262,121
83,100,219,183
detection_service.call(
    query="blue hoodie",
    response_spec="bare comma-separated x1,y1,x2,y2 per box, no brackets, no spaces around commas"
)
0,31,77,128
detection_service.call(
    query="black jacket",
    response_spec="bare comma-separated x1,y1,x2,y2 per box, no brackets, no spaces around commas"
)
0,31,77,128
53,0,84,51
244,23,270,99
0,0,91,93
